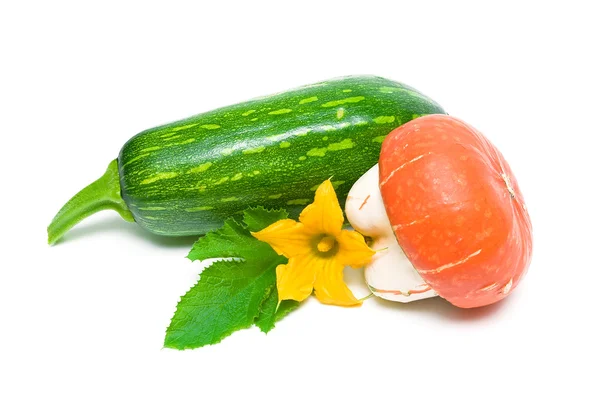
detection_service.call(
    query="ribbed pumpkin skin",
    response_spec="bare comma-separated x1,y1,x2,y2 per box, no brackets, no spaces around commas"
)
379,115,532,308
118,75,446,236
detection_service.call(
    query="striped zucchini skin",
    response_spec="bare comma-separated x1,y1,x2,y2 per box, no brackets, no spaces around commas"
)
118,75,445,236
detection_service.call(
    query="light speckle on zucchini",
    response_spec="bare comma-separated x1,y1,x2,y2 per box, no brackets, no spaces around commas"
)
321,96,365,107
373,116,395,124
200,124,221,130
242,146,266,154
140,172,179,185
299,96,318,104
188,162,213,174
268,108,293,115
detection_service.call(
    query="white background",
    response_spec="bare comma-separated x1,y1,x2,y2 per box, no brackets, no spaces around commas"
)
1,1,598,399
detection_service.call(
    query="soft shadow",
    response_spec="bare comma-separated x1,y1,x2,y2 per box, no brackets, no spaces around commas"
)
54,215,199,249
373,293,512,322
345,266,509,322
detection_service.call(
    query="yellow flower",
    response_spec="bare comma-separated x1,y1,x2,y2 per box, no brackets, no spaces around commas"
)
251,180,375,306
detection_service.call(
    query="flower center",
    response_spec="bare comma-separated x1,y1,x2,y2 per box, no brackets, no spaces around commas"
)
317,236,336,253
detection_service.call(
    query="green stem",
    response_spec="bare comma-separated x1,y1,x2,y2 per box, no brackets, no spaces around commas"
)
359,293,374,302
47,159,134,245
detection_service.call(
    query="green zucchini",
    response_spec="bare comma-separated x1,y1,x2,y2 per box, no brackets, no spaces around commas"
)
48,75,445,244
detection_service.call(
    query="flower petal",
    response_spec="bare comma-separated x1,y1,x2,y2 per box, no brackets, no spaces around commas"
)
299,179,344,236
276,253,319,303
252,219,312,258
313,259,361,306
336,229,376,268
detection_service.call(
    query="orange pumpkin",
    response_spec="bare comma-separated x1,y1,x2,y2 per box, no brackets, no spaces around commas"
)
378,115,533,308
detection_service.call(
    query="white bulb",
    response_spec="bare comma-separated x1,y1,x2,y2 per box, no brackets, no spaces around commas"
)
345,164,438,303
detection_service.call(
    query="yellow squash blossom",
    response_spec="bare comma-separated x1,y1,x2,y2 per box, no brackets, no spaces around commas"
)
251,180,375,306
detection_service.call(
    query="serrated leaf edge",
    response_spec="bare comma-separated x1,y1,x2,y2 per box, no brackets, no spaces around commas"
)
164,259,272,350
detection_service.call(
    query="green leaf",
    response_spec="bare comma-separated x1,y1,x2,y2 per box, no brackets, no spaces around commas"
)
255,287,300,334
243,206,288,232
167,208,298,349
164,258,281,349
255,286,278,333
187,218,272,263
276,300,301,322
254,284,277,333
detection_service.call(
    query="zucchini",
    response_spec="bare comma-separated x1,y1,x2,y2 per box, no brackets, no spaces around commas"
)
48,75,445,244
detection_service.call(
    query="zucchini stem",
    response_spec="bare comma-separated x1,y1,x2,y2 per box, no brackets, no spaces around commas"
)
47,159,134,245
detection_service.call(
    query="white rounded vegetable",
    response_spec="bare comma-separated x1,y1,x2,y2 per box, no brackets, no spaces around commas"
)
345,164,437,302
